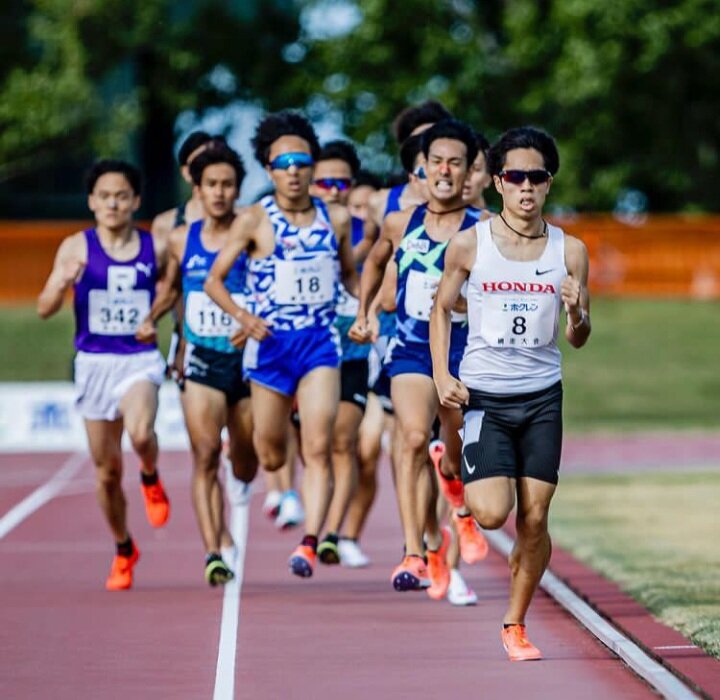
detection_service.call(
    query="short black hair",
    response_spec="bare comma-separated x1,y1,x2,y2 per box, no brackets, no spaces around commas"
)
317,140,361,177
353,169,383,190
399,133,425,174
487,127,560,176
420,119,478,166
189,146,246,189
178,131,213,166
252,110,320,166
392,100,453,144
85,159,142,195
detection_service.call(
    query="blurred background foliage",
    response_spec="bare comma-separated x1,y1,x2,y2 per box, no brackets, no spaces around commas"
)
1,0,719,214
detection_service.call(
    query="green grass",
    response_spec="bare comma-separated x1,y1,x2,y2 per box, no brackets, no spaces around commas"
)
551,471,720,659
0,305,174,381
2,298,717,431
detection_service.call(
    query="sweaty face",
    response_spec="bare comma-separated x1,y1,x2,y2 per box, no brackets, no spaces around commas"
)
267,135,314,200
88,173,140,230
310,159,353,206
348,184,376,221
198,163,238,219
493,147,552,220
425,138,468,203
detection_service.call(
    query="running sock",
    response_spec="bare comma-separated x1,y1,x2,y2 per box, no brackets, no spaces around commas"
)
140,470,159,486
205,552,222,565
301,535,318,552
323,533,339,545
503,623,525,629
116,536,134,557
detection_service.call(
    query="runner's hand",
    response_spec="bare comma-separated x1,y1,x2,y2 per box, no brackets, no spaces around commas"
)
561,274,583,323
349,315,372,344
229,325,251,349
135,318,157,344
435,374,469,409
238,311,271,341
169,338,186,390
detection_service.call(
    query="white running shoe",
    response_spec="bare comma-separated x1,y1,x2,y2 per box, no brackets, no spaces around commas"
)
224,457,252,506
338,538,370,568
262,490,283,519
447,569,478,606
275,490,304,530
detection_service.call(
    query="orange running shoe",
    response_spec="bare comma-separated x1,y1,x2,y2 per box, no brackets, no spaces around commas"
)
501,624,543,661
426,528,451,600
141,479,170,528
105,545,140,591
429,440,465,509
391,555,431,591
288,545,316,578
453,510,489,564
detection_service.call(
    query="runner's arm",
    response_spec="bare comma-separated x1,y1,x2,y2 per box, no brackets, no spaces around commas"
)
563,235,591,348
352,218,378,266
37,233,86,319
332,205,359,296
349,213,400,342
430,229,475,408
204,208,271,340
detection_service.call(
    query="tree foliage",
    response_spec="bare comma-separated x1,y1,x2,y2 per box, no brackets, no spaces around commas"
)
297,0,720,212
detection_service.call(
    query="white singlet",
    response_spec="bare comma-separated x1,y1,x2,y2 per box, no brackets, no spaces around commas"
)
459,218,567,394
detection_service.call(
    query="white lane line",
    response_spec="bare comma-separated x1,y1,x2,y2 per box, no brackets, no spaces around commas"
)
213,498,250,700
485,529,699,700
0,452,86,540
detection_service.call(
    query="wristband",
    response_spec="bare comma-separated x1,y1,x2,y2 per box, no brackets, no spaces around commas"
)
570,308,587,330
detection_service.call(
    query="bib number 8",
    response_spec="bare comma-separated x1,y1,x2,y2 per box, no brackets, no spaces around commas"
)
512,316,527,335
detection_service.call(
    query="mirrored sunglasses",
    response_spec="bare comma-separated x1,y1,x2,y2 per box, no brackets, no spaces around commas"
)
499,169,552,185
313,177,352,191
269,152,314,170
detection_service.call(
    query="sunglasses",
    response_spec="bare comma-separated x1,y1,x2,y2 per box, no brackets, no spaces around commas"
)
413,165,427,180
499,169,552,185
269,152,314,170
313,177,352,191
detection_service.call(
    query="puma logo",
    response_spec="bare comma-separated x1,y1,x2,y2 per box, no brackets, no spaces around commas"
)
135,262,152,277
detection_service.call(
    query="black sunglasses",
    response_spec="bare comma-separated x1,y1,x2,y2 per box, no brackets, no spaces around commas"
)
499,169,552,185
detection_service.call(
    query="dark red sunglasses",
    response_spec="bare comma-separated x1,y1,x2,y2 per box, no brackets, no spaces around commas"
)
499,169,552,185
313,178,352,191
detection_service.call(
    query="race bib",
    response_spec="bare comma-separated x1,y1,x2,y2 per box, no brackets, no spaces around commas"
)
185,291,245,337
275,258,335,305
336,283,359,317
405,269,439,321
88,289,150,335
480,293,557,348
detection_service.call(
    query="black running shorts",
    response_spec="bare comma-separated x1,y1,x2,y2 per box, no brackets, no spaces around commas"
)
340,359,369,410
461,381,563,485
184,343,250,405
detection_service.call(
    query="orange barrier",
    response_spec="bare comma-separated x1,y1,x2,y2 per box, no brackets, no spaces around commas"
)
2,216,720,302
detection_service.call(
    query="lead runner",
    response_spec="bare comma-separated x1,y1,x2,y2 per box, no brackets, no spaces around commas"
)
430,126,591,660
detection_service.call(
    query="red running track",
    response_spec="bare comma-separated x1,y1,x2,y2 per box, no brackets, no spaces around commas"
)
0,451,656,699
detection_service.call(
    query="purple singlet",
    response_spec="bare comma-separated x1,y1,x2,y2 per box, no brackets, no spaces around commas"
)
74,228,157,354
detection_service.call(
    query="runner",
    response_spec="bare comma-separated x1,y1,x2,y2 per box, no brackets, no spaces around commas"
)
138,146,257,586
151,131,227,244
463,130,492,211
37,159,170,591
367,100,452,229
429,126,591,659
351,119,486,594
306,140,373,564
204,110,358,578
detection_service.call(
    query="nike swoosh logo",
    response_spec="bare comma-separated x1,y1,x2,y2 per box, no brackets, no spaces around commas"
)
535,268,555,276
463,454,476,475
